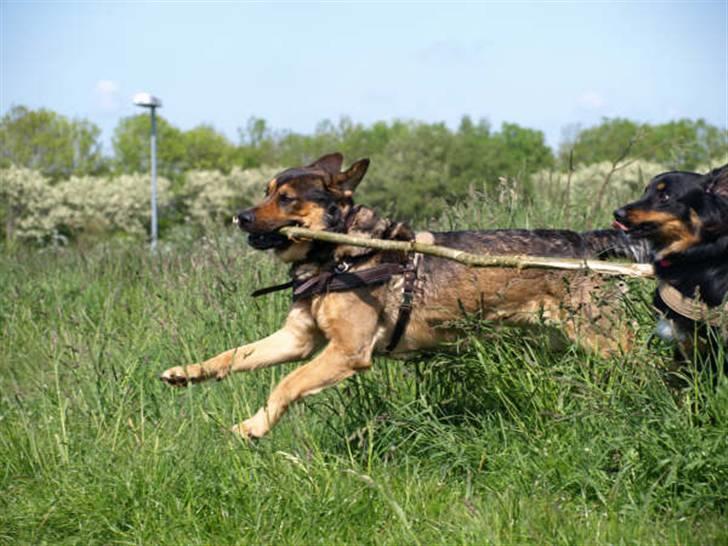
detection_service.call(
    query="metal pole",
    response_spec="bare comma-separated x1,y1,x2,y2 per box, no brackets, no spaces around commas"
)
150,106,158,251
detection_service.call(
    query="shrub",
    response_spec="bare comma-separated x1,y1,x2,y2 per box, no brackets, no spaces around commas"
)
182,166,281,226
0,167,171,242
54,173,171,237
0,166,58,242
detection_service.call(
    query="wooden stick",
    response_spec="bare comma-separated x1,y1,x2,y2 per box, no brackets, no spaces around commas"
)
279,226,655,279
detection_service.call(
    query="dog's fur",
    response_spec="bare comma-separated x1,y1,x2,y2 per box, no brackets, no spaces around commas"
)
161,153,647,438
614,164,728,374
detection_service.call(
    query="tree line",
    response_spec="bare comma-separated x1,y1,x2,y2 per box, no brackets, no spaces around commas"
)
1,104,726,224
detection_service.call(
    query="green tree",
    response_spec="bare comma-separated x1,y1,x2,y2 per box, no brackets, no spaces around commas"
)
642,119,727,169
562,117,727,170
561,118,641,166
236,116,276,168
359,122,453,220
0,105,104,179
449,118,553,196
183,124,236,171
112,114,187,178
490,122,554,175
236,116,408,170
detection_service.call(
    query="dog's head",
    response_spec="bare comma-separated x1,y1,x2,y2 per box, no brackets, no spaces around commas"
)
613,165,728,256
234,153,370,262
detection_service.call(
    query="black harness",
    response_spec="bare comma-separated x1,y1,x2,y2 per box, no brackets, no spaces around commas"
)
252,254,418,352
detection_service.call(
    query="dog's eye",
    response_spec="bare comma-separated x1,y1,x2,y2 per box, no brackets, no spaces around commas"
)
278,194,296,206
658,191,670,202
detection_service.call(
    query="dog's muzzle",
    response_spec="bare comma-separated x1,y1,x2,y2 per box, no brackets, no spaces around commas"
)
612,208,631,232
233,210,293,250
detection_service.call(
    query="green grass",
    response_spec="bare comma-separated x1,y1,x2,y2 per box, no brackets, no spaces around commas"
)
2,202,727,544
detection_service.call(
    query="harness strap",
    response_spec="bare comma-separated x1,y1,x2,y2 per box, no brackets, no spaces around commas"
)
658,282,728,327
251,256,419,352
250,262,410,302
291,262,406,301
385,257,417,352
250,281,295,298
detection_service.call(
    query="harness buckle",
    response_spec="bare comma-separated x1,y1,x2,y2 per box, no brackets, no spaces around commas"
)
335,261,351,274
401,290,414,310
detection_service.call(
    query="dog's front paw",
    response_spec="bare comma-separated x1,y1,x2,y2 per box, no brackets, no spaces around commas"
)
159,364,202,387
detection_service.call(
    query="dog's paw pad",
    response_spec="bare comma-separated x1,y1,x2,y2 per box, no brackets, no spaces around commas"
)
159,366,197,387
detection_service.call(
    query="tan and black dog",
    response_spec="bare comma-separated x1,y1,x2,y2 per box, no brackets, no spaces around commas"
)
614,165,728,377
160,153,648,438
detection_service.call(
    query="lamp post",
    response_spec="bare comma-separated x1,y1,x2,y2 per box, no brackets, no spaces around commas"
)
133,92,163,251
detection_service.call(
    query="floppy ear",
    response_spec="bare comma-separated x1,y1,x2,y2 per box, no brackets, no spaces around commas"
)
703,163,728,198
307,153,344,176
334,158,370,193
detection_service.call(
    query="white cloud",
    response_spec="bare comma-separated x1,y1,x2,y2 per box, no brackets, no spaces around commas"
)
95,79,120,111
578,91,605,110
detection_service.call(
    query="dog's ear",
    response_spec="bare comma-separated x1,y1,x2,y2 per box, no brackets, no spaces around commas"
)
703,163,728,198
307,153,344,176
333,158,370,193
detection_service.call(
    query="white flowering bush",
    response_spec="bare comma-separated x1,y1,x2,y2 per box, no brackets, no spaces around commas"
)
531,160,666,199
183,166,280,225
526,160,670,226
53,174,171,237
439,159,679,231
1,167,170,241
0,165,282,243
1,167,59,242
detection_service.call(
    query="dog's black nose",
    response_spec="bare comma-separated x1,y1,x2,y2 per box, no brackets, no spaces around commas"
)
614,208,627,221
236,210,255,226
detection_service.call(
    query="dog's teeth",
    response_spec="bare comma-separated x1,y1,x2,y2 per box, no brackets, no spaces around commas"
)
232,216,239,225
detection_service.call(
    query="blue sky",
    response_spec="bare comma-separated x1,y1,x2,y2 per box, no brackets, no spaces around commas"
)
1,1,726,150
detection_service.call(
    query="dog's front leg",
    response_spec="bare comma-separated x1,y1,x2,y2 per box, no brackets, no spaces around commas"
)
231,341,371,438
160,303,320,386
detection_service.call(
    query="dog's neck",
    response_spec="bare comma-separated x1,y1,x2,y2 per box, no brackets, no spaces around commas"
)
290,205,413,282
655,235,728,308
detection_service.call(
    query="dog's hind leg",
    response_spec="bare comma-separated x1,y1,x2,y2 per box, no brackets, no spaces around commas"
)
160,302,321,386
232,294,380,438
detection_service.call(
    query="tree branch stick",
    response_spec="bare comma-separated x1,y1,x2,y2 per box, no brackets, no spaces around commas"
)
279,226,655,279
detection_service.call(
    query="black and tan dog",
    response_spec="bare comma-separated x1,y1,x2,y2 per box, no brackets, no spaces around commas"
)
160,153,647,438
613,164,728,374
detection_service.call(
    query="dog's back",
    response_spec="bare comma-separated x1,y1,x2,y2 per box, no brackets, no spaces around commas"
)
386,228,639,357
430,228,650,261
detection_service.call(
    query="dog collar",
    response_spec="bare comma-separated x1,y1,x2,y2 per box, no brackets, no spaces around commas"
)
658,282,727,327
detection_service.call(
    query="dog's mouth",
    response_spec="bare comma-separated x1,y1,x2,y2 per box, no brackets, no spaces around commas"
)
612,219,658,239
612,219,630,232
240,220,304,251
247,231,292,250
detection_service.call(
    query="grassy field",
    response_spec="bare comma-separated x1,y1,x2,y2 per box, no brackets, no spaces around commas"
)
2,185,727,545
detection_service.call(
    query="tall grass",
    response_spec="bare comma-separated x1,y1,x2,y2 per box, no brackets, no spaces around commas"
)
1,182,727,545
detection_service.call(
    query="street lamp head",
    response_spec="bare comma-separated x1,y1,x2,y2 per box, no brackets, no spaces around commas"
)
133,92,162,108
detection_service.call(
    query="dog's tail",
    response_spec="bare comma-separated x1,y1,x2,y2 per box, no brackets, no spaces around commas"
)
581,229,653,263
